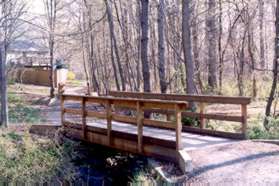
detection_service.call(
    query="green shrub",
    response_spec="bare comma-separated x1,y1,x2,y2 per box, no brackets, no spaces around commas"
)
8,93,22,105
181,116,199,127
248,117,279,139
248,126,269,139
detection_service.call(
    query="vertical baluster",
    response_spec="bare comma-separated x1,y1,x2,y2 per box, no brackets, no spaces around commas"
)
137,101,144,153
106,100,112,145
241,104,247,139
200,102,205,129
175,104,182,151
82,97,86,139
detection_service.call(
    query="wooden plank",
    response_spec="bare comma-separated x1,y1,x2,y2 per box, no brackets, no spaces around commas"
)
63,95,83,102
82,97,86,139
182,112,243,122
63,125,177,162
106,100,112,145
64,108,82,115
175,104,182,151
143,119,175,129
65,108,107,119
63,123,176,153
63,94,188,108
112,99,137,109
112,114,137,124
137,102,144,153
87,111,107,119
143,102,187,110
182,126,245,140
86,97,107,104
108,91,251,105
241,104,248,139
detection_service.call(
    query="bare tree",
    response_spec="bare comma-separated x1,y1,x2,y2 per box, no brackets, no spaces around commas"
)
140,0,151,92
158,0,167,93
182,0,195,94
264,0,279,129
104,0,126,91
0,0,26,127
44,0,59,98
206,0,218,91
259,0,265,69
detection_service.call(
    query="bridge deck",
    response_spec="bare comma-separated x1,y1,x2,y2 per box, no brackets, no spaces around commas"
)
61,93,250,173
82,119,236,151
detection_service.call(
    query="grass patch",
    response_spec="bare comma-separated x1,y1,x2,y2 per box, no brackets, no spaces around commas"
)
8,92,42,124
9,105,41,123
248,116,279,139
0,129,75,183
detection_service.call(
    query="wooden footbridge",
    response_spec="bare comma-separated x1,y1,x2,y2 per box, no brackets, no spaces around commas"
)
60,91,251,172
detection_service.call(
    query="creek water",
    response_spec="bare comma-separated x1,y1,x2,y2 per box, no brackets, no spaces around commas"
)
56,142,157,185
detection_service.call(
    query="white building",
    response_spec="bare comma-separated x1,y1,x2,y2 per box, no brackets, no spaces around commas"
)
7,40,49,65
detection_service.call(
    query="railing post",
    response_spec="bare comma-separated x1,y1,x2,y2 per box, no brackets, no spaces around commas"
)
241,104,247,139
82,97,87,139
175,104,182,151
137,101,144,153
106,100,112,145
200,103,205,129
61,95,65,126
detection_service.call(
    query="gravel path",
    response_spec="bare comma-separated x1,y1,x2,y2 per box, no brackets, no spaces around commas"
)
186,141,279,185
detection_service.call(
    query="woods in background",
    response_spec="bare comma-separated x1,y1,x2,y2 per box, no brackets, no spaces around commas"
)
1,0,279,128
72,0,275,97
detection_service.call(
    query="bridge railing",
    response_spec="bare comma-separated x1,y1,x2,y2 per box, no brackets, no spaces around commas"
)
61,94,188,151
108,91,251,139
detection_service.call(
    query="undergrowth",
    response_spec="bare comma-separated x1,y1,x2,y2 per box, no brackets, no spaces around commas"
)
248,117,279,139
8,93,42,124
0,129,76,183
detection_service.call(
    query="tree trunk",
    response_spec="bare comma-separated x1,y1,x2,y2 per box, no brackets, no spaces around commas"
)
182,0,195,94
0,46,8,127
192,1,203,93
49,37,55,98
259,0,265,69
158,0,167,93
105,0,126,91
140,0,151,92
218,0,223,94
264,0,279,129
206,0,218,91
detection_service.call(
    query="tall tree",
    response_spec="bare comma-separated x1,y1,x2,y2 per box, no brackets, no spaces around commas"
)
44,0,58,98
0,45,7,127
218,0,223,93
104,0,126,91
259,0,265,69
182,0,195,94
264,0,279,129
0,0,25,127
157,0,167,93
140,0,151,92
206,0,218,91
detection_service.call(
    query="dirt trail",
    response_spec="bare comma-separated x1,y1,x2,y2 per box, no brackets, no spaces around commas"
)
187,141,279,185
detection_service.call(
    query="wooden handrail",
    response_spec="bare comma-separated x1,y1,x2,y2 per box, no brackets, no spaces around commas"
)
108,91,251,139
61,94,187,152
108,91,251,105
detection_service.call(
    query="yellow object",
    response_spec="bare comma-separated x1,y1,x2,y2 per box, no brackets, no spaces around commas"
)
67,71,76,80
